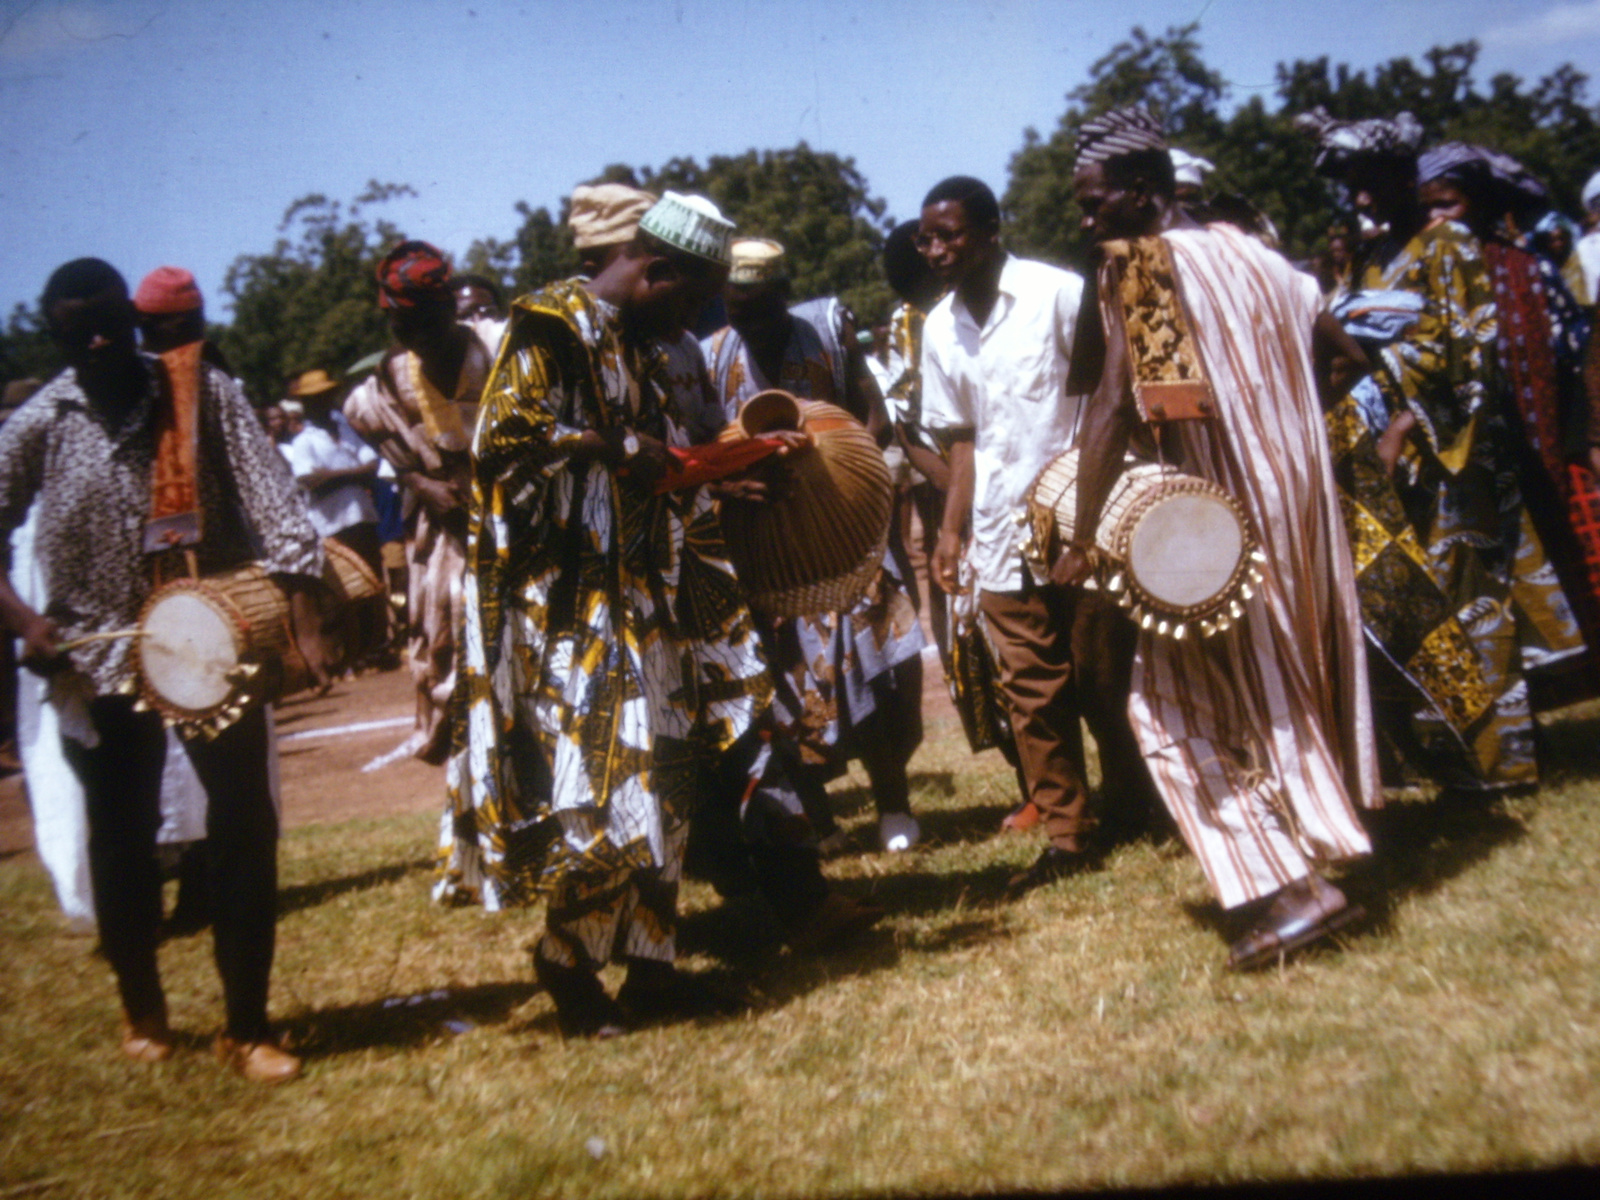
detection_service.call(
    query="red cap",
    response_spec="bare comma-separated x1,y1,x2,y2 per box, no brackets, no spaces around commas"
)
133,266,202,315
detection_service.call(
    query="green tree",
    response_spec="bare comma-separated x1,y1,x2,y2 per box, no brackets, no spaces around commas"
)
217,181,415,406
0,302,61,394
480,145,895,321
1004,23,1225,269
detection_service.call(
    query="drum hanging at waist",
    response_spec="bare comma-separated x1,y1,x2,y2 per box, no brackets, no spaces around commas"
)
1023,447,1264,639
133,564,309,735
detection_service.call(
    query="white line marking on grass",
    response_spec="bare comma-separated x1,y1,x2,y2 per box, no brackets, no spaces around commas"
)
281,716,412,744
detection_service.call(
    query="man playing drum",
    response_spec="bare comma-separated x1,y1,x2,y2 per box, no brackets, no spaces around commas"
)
0,259,323,1080
1062,108,1381,970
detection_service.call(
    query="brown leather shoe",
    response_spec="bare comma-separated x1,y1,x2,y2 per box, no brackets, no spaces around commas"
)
120,1012,175,1063
1227,875,1365,972
215,1034,302,1084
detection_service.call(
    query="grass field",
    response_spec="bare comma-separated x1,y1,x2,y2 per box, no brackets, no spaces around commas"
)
4,707,1600,1198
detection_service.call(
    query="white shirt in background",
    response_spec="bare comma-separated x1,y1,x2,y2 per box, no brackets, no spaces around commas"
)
286,410,379,539
920,253,1085,594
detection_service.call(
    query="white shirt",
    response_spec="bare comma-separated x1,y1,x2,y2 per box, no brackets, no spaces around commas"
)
1578,231,1600,310
286,411,379,539
921,254,1085,593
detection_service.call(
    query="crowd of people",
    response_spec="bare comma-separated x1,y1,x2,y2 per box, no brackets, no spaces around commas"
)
5,101,1600,1077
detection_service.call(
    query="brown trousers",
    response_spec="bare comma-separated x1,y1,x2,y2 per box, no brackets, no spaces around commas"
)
978,581,1157,851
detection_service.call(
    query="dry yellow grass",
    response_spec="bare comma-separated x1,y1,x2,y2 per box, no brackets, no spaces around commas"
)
5,707,1600,1197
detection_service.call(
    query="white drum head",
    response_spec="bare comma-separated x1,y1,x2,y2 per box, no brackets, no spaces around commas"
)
140,590,240,713
1128,492,1244,610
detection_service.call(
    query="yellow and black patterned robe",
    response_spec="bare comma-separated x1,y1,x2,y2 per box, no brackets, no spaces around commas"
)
439,281,769,967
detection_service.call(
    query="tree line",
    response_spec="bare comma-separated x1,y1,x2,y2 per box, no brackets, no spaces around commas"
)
4,25,1598,408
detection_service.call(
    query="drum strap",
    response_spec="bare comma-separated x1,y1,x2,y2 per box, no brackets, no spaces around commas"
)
1105,237,1217,427
144,341,204,567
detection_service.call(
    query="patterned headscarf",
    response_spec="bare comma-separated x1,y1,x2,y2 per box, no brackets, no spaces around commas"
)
376,240,452,309
1294,108,1424,176
1418,142,1548,211
1075,106,1168,167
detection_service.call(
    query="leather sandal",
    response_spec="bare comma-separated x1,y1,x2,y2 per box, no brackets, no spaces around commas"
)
120,1010,175,1063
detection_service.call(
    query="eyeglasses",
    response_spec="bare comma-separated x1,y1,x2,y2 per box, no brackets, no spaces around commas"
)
914,227,968,252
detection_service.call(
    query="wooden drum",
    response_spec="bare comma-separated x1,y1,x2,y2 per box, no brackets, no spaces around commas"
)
134,565,301,730
321,538,384,604
1024,448,1263,639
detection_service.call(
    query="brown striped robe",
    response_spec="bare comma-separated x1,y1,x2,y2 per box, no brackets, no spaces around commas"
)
1122,225,1379,909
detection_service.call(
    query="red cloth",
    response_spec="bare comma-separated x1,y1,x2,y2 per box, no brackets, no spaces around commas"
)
133,266,202,314
376,240,452,309
651,437,786,493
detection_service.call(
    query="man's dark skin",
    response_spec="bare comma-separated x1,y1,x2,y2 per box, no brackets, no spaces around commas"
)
921,196,1003,597
1059,157,1369,585
0,286,327,675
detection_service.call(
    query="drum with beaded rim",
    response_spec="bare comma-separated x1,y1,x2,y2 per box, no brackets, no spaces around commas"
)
1023,448,1264,639
134,565,304,731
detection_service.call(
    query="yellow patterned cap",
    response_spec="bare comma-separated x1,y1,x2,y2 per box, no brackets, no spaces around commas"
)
569,183,658,250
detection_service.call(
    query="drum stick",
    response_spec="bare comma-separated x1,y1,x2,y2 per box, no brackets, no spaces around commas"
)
56,629,148,652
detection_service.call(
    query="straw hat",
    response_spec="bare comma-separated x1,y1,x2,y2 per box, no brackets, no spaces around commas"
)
728,238,786,286
569,183,658,249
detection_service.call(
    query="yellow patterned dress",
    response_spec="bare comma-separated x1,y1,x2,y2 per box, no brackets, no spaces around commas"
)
438,280,769,971
1356,221,1583,790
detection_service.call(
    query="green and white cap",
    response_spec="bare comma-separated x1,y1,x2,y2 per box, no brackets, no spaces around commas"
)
638,191,736,265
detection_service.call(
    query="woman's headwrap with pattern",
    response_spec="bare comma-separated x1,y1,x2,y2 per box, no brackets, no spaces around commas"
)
1075,106,1168,167
1417,142,1548,214
1294,107,1424,176
376,240,452,309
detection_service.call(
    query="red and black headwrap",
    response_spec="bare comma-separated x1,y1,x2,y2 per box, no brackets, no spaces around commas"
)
375,239,452,309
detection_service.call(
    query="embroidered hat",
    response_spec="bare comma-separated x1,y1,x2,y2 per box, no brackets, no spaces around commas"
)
1295,108,1424,175
728,238,786,285
1076,106,1168,168
376,240,452,309
569,183,659,249
287,368,340,398
133,266,203,315
638,191,736,265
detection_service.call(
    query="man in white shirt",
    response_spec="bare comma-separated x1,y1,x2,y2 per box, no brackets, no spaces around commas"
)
922,176,1155,896
1579,169,1600,306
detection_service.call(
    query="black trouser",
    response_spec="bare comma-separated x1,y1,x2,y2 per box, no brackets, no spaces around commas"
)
67,697,279,1041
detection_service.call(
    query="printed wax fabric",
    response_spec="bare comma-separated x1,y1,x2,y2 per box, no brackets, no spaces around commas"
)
1114,225,1378,910
1482,239,1600,698
1357,221,1584,788
439,281,768,971
702,317,925,771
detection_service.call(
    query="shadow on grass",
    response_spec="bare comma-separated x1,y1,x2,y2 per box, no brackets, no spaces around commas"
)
1535,709,1600,784
278,856,435,917
285,979,541,1054
1177,792,1530,948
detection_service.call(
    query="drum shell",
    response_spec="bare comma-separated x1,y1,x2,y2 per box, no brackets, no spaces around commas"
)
716,395,892,619
1023,448,1259,634
134,565,300,729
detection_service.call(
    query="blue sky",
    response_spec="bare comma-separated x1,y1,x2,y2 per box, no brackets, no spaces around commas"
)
3,0,1599,318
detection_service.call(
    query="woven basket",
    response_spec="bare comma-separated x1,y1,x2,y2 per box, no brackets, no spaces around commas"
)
717,390,892,618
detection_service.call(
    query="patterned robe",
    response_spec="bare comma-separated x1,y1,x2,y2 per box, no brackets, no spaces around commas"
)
1104,225,1378,910
702,317,925,771
344,330,491,762
1357,221,1583,789
440,281,768,969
